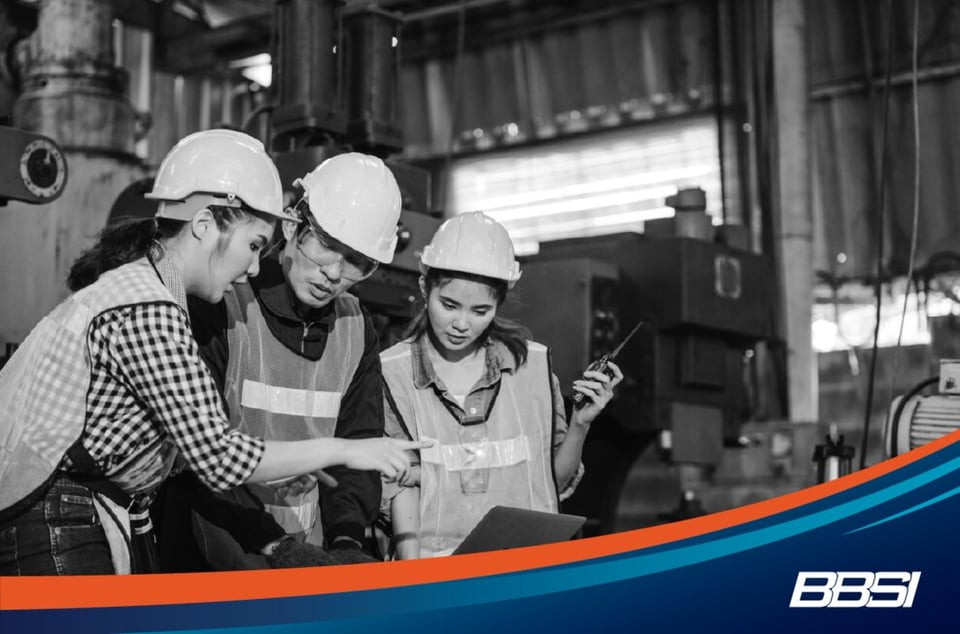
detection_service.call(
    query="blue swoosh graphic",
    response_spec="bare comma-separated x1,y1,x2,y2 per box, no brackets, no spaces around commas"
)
148,453,960,632
845,482,960,534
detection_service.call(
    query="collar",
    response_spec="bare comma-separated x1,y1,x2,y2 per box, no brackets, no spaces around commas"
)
251,251,337,327
148,247,188,312
410,334,518,391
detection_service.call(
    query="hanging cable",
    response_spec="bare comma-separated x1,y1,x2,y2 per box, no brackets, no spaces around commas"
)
859,0,895,471
888,0,923,414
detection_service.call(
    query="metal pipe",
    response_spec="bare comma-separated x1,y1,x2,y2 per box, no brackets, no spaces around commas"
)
343,8,402,153
30,0,113,67
810,60,960,100
272,0,345,146
772,0,816,422
712,0,727,224
13,0,136,155
403,0,506,24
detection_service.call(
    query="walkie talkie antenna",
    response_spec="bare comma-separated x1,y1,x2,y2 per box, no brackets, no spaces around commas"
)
571,319,645,409
607,320,644,360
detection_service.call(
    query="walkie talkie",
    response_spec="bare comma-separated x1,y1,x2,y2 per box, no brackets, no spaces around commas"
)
572,320,644,409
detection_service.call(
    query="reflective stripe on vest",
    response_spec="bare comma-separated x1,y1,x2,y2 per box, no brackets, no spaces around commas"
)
0,259,179,512
240,379,342,418
380,339,559,558
222,282,364,538
420,435,532,470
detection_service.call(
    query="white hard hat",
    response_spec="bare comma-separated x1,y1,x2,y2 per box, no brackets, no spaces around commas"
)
296,153,402,264
420,211,522,288
146,129,287,220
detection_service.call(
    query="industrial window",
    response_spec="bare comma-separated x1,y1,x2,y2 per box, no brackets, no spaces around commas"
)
812,288,958,353
445,116,722,256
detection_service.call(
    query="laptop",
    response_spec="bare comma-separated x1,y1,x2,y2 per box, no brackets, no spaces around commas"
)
452,505,586,555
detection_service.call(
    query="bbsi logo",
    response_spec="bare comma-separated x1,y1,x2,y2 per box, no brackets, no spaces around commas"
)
789,571,921,608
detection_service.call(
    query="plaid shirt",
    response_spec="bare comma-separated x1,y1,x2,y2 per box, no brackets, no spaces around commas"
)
66,256,264,492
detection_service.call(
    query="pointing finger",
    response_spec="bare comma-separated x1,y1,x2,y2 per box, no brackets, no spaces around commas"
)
314,469,339,488
409,439,436,449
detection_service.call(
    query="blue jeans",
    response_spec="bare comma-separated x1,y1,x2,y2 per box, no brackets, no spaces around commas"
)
0,474,113,575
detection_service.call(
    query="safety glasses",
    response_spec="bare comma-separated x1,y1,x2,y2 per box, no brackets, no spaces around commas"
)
295,225,378,282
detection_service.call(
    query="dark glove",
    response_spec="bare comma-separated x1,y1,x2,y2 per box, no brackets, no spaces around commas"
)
328,536,377,564
266,536,377,568
330,535,363,551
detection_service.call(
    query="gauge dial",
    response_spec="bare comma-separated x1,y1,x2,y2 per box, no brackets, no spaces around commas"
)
19,138,66,200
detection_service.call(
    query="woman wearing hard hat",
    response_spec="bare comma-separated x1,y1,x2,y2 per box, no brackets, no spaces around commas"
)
380,211,623,559
0,130,427,575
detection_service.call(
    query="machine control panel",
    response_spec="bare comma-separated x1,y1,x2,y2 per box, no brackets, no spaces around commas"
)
1,126,68,204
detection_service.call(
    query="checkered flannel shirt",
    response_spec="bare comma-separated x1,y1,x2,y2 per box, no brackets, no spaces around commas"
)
66,257,264,492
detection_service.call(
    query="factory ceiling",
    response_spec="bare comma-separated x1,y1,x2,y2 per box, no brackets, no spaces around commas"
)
103,0,680,74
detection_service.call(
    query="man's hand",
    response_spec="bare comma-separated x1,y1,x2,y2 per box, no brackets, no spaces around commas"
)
398,464,421,487
269,469,339,497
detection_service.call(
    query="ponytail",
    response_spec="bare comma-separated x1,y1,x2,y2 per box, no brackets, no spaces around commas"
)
67,205,263,292
67,218,182,291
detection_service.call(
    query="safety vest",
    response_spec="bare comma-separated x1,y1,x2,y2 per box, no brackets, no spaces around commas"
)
380,339,559,558
221,282,364,542
0,258,180,513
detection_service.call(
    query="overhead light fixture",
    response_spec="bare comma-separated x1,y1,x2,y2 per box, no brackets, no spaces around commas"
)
231,53,273,88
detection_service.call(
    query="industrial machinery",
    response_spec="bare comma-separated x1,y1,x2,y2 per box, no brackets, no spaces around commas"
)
0,125,67,205
503,257,621,392
505,193,779,534
812,424,854,483
884,362,960,458
269,0,441,344
0,125,67,370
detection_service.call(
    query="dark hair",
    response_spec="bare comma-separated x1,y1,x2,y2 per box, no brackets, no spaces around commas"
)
67,205,257,291
403,267,532,366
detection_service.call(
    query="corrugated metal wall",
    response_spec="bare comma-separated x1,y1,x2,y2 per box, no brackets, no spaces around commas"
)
398,1,724,158
394,0,750,238
809,0,960,281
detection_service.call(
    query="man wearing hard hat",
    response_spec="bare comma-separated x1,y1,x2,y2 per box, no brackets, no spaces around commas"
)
158,153,403,569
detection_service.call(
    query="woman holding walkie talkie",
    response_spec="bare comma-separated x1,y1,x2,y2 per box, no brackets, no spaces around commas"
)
380,212,623,559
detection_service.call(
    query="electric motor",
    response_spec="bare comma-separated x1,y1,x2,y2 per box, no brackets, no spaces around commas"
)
885,393,960,458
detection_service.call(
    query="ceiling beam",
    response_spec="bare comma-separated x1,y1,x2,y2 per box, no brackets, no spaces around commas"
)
398,0,683,61
160,13,272,73
112,0,206,38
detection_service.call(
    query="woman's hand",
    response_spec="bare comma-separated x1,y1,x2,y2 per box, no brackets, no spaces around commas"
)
341,438,433,481
570,360,624,427
253,438,434,486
